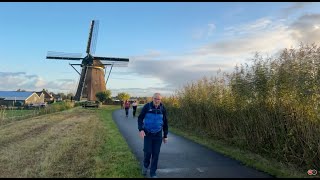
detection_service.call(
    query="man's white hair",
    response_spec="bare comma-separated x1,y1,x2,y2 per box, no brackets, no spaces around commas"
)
153,93,161,98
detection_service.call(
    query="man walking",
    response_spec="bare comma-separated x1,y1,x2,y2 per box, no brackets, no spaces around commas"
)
138,93,168,178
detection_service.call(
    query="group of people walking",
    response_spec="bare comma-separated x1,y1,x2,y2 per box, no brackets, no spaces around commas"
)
123,100,138,117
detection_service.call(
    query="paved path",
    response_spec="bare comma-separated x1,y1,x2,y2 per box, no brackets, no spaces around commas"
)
112,108,274,178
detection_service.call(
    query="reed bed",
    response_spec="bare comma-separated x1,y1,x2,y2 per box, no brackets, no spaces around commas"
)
163,43,320,171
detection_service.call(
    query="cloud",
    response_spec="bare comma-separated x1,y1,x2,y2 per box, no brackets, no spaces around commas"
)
281,2,312,18
0,71,77,93
207,23,216,37
110,87,178,97
224,18,272,36
289,13,320,44
196,19,294,57
126,13,320,97
192,23,216,40
128,51,235,93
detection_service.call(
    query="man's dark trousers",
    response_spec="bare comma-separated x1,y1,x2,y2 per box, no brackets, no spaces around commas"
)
143,131,162,176
133,106,137,116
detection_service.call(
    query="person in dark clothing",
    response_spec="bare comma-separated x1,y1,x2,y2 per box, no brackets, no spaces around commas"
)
132,100,138,117
124,100,130,117
120,100,124,109
138,93,168,178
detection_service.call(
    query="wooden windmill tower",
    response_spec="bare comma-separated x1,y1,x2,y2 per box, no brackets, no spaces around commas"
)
46,20,129,101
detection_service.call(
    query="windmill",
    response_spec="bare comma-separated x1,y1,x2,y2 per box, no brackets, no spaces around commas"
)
46,20,129,101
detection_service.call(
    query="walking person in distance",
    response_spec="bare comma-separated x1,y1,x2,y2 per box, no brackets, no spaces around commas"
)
124,100,130,117
132,100,138,117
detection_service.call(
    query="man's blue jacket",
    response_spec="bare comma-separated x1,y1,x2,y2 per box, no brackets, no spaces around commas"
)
138,102,168,138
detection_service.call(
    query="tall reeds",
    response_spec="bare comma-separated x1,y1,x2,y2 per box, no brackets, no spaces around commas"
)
163,43,320,170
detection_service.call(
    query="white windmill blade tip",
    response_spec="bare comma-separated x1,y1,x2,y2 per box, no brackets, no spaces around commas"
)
47,51,83,58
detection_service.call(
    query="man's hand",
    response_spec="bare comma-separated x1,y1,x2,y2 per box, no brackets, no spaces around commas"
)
139,130,145,139
163,137,168,144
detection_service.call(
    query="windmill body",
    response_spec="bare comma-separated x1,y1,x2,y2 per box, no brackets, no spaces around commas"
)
75,57,106,101
46,20,129,101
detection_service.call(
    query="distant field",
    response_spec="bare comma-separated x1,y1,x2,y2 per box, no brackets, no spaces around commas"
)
0,102,74,125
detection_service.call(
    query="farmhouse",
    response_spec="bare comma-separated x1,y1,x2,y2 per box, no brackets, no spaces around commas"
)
0,91,45,107
36,90,54,103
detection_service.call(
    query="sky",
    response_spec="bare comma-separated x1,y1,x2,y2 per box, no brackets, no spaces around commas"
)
0,2,320,97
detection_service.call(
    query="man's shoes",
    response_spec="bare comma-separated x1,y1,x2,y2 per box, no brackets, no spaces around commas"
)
141,166,147,176
150,175,158,178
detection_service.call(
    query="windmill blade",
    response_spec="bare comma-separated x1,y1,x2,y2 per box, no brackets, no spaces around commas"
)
101,62,129,67
86,20,96,54
93,56,129,62
90,20,99,55
47,56,83,60
96,56,129,67
46,51,83,60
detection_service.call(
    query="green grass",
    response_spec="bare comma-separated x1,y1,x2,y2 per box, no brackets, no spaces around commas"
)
168,126,314,178
94,105,143,178
1,109,35,118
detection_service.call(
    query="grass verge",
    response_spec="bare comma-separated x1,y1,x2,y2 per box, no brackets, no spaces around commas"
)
94,105,143,178
169,126,313,178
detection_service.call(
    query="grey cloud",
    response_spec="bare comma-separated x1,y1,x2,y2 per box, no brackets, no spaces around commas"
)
0,72,39,91
194,19,295,58
195,36,268,57
191,63,230,68
196,13,320,58
0,71,77,93
109,77,136,80
289,14,320,44
26,74,38,78
128,56,232,91
56,79,74,82
110,86,178,97
281,2,312,17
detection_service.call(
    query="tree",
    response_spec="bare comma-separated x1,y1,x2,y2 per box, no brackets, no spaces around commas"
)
96,90,112,103
66,93,74,100
57,92,66,100
117,92,130,102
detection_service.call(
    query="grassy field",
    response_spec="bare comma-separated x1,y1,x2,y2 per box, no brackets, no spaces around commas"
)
0,105,142,178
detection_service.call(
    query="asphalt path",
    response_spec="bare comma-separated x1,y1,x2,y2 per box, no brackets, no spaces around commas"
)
112,108,274,178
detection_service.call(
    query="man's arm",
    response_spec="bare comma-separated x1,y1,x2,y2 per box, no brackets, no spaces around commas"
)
138,104,148,131
162,106,168,138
